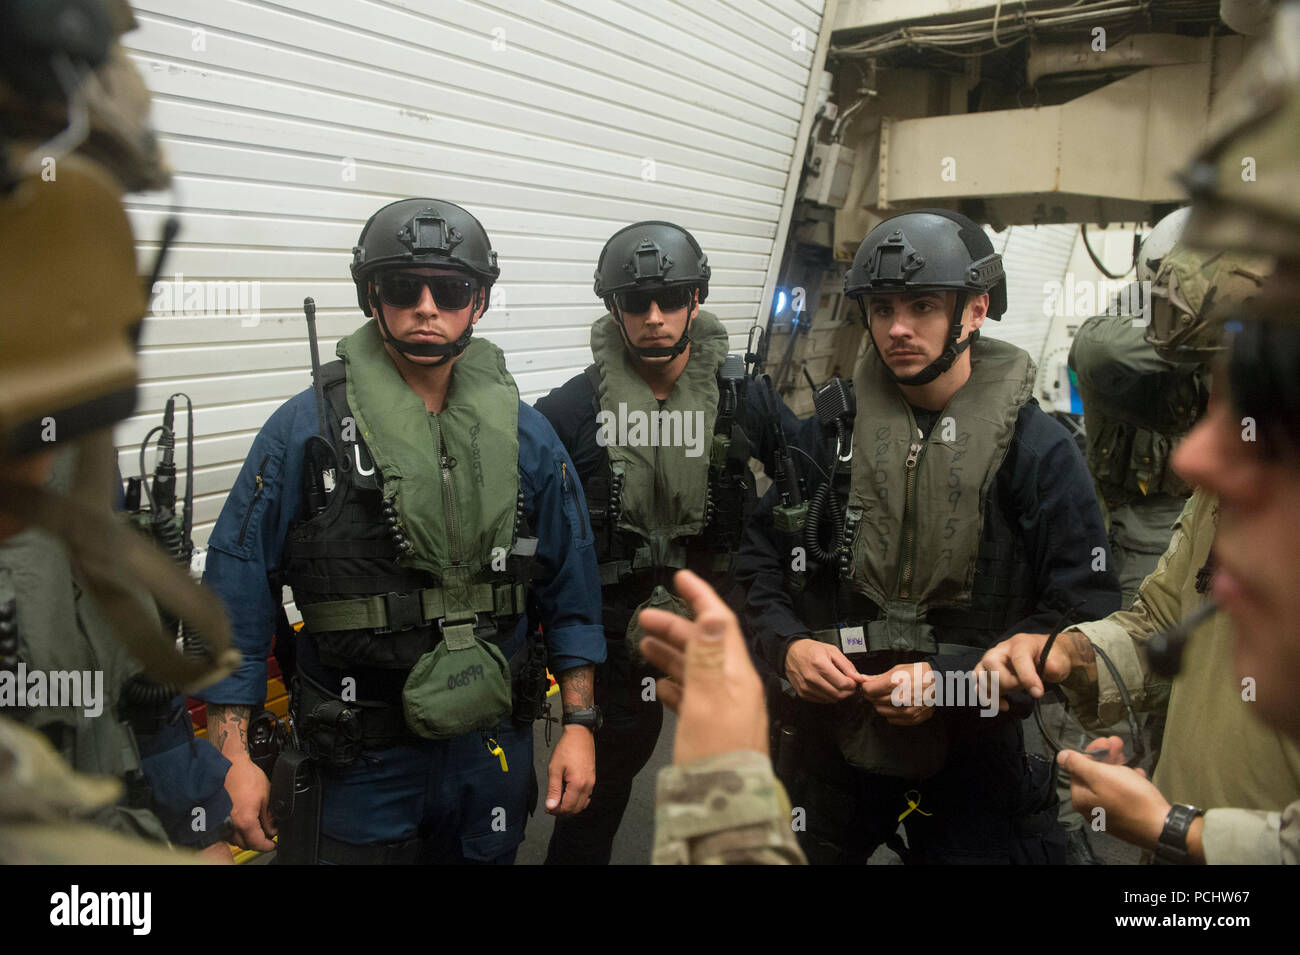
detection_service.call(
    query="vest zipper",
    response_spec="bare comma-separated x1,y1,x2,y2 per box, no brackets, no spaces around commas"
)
431,414,463,562
561,461,591,540
237,455,270,547
898,429,925,598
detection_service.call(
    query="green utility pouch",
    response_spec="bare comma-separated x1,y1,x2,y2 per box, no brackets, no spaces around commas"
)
834,698,950,780
625,584,693,666
401,620,512,740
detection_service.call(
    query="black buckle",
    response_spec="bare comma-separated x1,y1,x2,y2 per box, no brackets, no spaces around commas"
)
379,591,423,633
436,612,492,639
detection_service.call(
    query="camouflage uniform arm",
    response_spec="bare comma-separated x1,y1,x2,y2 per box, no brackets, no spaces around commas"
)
1061,496,1207,728
1201,800,1300,865
652,749,806,865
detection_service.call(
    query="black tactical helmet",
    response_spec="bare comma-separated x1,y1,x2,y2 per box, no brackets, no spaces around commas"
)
350,198,500,363
594,221,710,359
845,209,1006,385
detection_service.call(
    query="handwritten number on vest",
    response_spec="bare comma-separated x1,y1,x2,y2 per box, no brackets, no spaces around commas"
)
446,664,486,690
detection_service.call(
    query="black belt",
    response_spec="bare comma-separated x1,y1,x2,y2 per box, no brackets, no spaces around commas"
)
295,673,411,750
317,833,423,865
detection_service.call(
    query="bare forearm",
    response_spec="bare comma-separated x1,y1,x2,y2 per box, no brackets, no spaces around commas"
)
558,665,594,715
208,703,251,758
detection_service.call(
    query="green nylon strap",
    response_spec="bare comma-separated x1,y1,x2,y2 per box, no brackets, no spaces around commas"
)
599,546,729,588
440,622,477,651
598,561,630,586
440,565,477,625
298,583,525,633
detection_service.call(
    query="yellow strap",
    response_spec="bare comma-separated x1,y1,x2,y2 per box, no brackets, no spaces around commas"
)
486,737,509,773
897,789,933,822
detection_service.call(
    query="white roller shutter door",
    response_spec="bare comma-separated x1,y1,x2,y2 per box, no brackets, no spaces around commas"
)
116,0,827,545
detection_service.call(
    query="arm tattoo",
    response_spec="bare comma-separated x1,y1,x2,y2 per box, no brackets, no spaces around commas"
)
1067,630,1096,665
558,666,594,714
1067,630,1099,684
208,704,251,754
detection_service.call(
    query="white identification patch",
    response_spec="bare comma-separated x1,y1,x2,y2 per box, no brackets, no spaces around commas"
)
839,627,866,654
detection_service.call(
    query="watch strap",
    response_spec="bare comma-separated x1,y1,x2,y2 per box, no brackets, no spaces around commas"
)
1154,803,1204,864
562,706,603,731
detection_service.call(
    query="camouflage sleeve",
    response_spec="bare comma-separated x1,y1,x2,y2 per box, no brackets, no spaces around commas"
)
1061,495,1208,728
652,749,806,865
1201,800,1300,865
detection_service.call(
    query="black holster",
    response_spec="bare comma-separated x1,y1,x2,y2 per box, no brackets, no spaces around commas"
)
269,746,321,865
767,682,810,790
511,627,550,724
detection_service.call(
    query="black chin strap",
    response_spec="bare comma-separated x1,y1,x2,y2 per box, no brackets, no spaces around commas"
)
885,291,977,386
372,288,478,367
610,299,693,361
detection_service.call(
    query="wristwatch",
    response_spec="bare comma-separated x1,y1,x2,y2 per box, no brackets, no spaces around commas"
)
1154,803,1204,863
562,706,603,732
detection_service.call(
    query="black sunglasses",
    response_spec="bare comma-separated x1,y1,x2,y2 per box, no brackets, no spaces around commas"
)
377,272,478,310
615,285,695,314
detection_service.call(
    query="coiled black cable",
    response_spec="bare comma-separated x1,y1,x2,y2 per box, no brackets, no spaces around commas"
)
803,421,847,565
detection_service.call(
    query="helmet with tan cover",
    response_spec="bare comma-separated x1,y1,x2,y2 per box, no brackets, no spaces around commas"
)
0,0,237,694
1182,1,1300,270
1145,243,1271,364
0,153,143,455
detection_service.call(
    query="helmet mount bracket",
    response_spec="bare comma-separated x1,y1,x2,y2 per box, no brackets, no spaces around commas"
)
399,212,462,255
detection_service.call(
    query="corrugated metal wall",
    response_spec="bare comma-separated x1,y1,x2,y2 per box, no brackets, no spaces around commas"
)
989,222,1137,367
117,0,826,547
988,223,1081,362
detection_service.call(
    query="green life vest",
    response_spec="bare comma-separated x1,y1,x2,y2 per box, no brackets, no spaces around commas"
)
312,323,523,740
847,337,1034,654
588,309,729,567
833,338,1034,778
339,321,518,577
1069,314,1203,510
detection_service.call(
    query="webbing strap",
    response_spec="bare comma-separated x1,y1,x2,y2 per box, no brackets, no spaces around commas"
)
810,627,866,655
285,539,396,559
598,561,631,586
298,582,526,634
597,546,729,587
596,546,656,586
282,572,426,593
